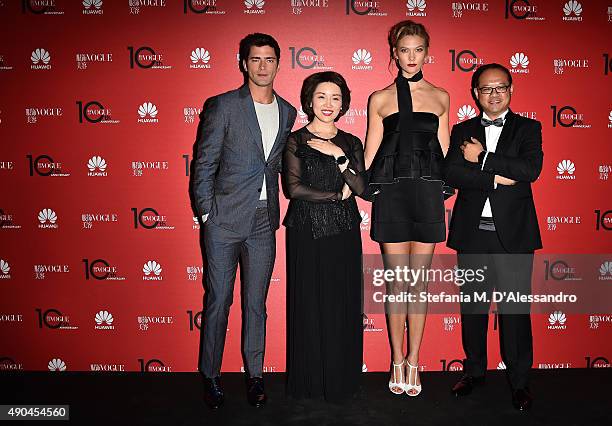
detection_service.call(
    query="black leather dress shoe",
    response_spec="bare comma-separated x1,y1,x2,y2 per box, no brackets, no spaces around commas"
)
512,388,533,411
246,377,267,408
203,377,224,409
451,374,485,397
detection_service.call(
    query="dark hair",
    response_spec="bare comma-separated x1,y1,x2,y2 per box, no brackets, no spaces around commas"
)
238,33,281,73
388,20,430,64
471,63,513,89
300,72,351,122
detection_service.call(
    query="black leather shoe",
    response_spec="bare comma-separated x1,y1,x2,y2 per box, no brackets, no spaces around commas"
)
512,388,533,411
246,377,267,408
203,376,224,409
451,374,485,397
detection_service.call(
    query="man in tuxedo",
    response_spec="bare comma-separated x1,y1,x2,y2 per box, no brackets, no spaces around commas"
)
444,63,543,411
192,33,297,409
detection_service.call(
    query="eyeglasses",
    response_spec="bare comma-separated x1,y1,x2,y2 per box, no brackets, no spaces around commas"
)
477,85,510,95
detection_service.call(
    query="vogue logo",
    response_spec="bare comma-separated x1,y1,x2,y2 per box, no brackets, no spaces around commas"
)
132,207,173,230
289,47,332,70
187,310,203,331
504,0,543,20
345,0,387,16
22,0,64,15
449,49,483,72
33,264,69,281
551,105,589,128
77,101,117,124
585,356,610,368
131,160,169,176
130,0,168,15
183,106,201,124
553,58,589,75
186,265,203,281
440,359,464,371
138,315,174,331
36,308,77,330
76,52,113,70
81,213,118,229
452,2,489,18
138,358,172,372
90,363,125,372
182,0,225,15
0,357,23,371
595,209,612,231
25,107,63,124
128,46,170,69
546,215,581,231
82,258,123,280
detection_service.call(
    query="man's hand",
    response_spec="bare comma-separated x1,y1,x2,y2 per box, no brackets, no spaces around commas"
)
494,175,516,186
341,183,352,200
461,137,484,163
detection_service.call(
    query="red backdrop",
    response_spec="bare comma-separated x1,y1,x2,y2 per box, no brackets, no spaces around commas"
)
1,0,611,373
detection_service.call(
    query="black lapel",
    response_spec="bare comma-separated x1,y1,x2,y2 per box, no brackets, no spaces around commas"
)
473,114,486,148
238,85,264,159
495,109,515,154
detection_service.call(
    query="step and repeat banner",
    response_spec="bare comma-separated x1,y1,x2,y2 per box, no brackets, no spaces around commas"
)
1,0,611,373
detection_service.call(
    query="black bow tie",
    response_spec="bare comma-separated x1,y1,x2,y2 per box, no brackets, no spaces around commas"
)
481,117,504,127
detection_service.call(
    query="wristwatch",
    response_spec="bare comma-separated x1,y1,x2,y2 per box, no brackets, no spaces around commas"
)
336,155,348,165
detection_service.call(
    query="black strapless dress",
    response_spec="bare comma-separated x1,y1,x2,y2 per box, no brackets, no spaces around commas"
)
370,111,446,243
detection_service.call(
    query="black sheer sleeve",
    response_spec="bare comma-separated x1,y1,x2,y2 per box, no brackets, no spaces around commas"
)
282,134,341,203
341,135,367,196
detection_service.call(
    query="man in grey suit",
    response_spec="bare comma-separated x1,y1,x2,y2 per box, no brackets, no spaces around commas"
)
193,33,296,409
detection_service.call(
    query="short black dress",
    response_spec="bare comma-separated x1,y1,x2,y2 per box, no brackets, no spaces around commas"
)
368,71,447,244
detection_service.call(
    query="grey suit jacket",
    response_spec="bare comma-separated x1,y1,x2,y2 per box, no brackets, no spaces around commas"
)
193,84,297,238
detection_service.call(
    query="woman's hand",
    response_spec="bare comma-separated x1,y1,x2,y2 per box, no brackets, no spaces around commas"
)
341,183,352,200
307,138,344,159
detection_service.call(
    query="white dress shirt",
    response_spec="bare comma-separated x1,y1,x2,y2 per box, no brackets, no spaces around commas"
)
254,96,279,201
480,109,509,218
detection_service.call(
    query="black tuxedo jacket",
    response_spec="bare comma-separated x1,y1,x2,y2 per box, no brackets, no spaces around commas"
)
445,110,543,253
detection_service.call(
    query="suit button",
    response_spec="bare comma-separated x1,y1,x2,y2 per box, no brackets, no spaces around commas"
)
257,188,262,192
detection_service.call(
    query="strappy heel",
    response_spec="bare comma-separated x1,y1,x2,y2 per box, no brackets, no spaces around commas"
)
388,360,405,395
405,361,422,396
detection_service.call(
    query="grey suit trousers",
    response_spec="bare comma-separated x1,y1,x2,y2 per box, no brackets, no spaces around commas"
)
200,206,275,378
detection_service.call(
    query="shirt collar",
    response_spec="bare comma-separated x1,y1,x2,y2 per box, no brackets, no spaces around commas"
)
483,109,509,123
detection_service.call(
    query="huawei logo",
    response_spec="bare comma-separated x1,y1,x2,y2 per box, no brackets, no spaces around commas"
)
457,105,477,121
138,102,158,119
38,208,57,224
87,156,107,172
563,1,582,16
548,310,567,326
352,49,372,65
48,358,66,371
0,259,10,275
556,160,576,178
244,0,264,8
406,0,426,12
143,260,162,276
83,0,102,9
600,261,612,277
31,48,50,65
190,48,210,64
497,361,506,370
95,310,114,325
510,52,529,69
360,210,370,225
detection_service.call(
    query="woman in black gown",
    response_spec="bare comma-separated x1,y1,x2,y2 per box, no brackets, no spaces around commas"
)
364,20,451,396
283,71,366,402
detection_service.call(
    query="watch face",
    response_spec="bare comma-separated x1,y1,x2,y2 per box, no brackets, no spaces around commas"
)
337,155,347,165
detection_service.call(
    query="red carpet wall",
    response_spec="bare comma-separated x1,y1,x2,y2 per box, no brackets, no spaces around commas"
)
1,0,611,373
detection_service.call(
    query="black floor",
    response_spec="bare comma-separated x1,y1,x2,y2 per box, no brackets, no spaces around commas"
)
1,369,610,425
